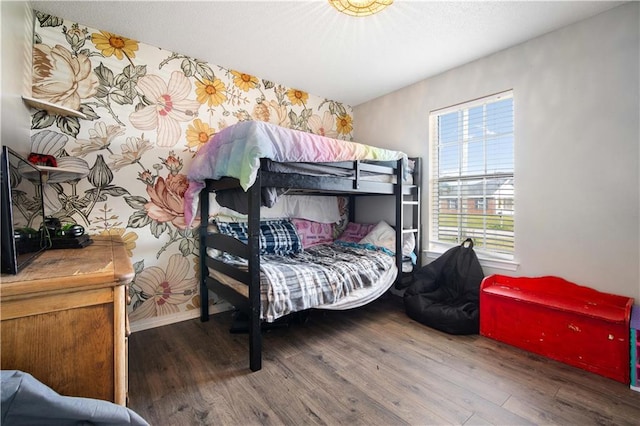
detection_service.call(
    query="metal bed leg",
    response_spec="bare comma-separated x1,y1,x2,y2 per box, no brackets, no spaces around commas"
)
248,173,262,371
199,187,210,322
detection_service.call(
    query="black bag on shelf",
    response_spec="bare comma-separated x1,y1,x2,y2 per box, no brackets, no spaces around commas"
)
403,238,484,335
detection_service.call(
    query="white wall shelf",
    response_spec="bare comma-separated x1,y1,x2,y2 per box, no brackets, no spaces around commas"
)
20,165,86,184
22,96,86,119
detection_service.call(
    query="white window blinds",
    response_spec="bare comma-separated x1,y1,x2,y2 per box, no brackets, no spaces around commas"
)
429,90,514,258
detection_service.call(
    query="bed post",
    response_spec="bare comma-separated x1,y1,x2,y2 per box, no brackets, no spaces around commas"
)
199,186,210,322
248,170,262,371
395,159,404,285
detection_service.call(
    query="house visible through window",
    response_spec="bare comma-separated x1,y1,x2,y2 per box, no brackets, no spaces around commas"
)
429,90,514,258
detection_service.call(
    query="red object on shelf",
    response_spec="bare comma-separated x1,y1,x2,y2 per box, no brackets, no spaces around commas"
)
480,274,634,383
27,152,57,167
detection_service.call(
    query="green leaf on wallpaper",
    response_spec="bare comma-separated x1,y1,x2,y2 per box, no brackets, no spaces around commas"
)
94,85,110,99
94,63,115,87
31,110,55,130
116,65,146,101
128,210,152,228
36,12,64,27
263,80,275,90
288,110,299,128
121,64,147,80
330,102,347,117
149,220,167,238
121,83,138,102
181,59,195,77
179,238,192,257
195,61,214,81
55,116,80,137
133,260,144,275
110,89,133,105
301,108,312,121
124,195,148,210
86,190,110,203
78,104,99,120
100,185,130,197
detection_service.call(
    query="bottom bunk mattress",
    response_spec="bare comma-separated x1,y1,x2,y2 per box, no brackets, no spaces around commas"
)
207,243,397,322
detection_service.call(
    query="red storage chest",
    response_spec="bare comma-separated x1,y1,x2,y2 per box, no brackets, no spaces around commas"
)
480,275,634,383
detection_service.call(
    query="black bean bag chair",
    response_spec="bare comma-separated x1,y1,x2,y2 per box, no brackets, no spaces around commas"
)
403,238,484,335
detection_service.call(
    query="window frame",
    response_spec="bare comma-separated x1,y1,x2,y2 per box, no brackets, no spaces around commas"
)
428,90,515,263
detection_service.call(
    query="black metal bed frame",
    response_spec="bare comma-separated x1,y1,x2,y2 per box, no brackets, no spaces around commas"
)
199,157,421,371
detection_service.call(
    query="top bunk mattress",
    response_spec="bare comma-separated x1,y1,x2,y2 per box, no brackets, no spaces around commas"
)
185,121,409,225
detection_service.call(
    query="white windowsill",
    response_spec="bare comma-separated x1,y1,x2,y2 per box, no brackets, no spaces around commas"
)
424,249,519,272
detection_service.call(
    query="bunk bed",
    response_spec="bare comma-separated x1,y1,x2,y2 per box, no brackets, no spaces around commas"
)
185,120,422,371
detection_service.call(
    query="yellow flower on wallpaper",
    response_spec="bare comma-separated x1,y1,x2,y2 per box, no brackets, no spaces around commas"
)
91,31,139,60
128,71,200,147
195,78,227,107
128,253,198,321
230,70,259,92
100,228,138,257
186,119,215,152
308,111,338,138
287,89,308,106
336,113,353,135
32,44,99,110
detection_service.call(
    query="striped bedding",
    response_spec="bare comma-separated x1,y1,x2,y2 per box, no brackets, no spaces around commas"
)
211,243,396,322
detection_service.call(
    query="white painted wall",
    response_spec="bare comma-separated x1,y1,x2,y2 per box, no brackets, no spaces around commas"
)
354,2,640,300
1,1,33,153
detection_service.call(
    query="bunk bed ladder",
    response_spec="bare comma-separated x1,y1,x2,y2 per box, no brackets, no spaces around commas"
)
396,158,422,287
395,159,404,284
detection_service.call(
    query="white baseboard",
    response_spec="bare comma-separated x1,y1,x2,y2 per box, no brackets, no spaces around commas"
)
130,301,234,333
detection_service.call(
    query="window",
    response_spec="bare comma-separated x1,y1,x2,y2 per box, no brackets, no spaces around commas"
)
429,91,514,258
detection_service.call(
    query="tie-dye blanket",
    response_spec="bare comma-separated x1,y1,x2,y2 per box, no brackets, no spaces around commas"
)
184,121,407,226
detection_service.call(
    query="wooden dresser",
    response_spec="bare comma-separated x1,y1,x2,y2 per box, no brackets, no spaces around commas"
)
1,235,133,405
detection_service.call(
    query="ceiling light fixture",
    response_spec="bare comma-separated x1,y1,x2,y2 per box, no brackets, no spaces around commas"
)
328,0,393,17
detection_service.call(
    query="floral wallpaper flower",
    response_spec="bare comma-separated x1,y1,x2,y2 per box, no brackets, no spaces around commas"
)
28,11,354,328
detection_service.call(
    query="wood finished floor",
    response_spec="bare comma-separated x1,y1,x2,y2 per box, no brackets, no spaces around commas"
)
128,294,640,425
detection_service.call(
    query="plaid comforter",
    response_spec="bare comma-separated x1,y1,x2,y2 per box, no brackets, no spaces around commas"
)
258,244,395,322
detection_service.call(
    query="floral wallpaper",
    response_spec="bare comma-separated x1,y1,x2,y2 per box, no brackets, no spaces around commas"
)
28,11,354,328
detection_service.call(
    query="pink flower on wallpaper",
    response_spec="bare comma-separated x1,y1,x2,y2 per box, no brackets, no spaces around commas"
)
128,71,200,147
145,174,198,230
308,111,338,138
32,44,99,110
128,253,197,321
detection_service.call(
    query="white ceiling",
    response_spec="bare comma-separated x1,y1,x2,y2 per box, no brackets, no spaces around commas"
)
29,0,624,106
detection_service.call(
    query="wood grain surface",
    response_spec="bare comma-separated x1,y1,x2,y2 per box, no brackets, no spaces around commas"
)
128,294,640,425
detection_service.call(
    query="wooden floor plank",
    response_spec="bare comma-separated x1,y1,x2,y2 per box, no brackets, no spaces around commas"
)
128,294,640,425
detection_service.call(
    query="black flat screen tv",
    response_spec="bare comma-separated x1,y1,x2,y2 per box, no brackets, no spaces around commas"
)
1,146,48,274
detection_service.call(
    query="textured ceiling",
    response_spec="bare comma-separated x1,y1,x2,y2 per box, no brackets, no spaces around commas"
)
29,1,624,106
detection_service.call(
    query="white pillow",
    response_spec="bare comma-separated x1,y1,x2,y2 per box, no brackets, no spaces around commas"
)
359,220,396,252
267,195,340,223
209,194,340,224
359,220,416,257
